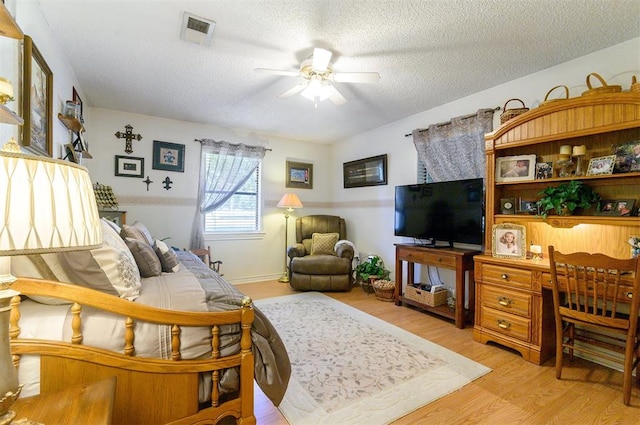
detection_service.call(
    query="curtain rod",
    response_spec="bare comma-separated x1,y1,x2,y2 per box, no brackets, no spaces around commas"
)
403,106,501,137
194,139,272,151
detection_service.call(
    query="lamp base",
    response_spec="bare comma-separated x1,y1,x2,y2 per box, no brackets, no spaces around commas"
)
278,273,290,283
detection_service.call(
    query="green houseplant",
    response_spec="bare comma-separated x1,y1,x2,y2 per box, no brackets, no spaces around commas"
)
536,180,600,218
355,256,390,293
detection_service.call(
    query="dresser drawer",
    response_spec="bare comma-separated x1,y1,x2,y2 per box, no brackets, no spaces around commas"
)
482,264,532,290
397,248,456,268
481,285,531,318
480,307,531,342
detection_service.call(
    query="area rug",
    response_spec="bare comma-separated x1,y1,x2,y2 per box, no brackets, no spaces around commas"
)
254,292,491,425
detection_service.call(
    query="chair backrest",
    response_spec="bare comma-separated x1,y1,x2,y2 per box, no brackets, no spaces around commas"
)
295,215,346,254
548,246,640,330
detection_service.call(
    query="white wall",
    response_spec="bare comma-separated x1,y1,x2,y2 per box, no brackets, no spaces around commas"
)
9,3,639,284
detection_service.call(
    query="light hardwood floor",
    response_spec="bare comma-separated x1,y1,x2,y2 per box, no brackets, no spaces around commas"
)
239,280,640,424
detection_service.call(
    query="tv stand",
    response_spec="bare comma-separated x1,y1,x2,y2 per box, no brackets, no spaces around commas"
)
394,243,480,328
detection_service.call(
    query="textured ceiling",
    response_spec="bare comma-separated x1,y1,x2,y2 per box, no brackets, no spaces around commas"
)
38,0,640,143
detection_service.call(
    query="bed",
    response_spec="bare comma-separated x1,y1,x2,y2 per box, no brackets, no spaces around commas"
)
8,219,290,425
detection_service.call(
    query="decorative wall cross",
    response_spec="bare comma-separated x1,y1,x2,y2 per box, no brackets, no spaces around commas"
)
114,124,142,154
143,176,153,191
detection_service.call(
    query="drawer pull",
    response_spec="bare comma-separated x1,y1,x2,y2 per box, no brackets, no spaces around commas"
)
626,292,633,300
497,319,511,329
501,273,509,280
497,296,512,307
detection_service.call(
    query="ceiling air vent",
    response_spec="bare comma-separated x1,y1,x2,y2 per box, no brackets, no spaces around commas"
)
180,12,216,46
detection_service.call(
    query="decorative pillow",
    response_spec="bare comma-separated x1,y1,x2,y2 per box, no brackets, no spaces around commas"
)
310,232,340,256
154,239,180,273
61,219,141,300
101,216,121,235
125,237,162,277
120,221,154,246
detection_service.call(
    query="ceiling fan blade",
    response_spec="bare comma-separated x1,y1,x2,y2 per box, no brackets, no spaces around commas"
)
311,48,332,73
326,84,347,105
278,82,307,99
254,68,300,77
333,72,381,84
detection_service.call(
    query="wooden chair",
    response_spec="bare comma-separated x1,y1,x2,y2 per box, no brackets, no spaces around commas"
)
548,246,640,405
189,246,223,276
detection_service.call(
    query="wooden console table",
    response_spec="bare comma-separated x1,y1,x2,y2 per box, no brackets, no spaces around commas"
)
394,244,480,328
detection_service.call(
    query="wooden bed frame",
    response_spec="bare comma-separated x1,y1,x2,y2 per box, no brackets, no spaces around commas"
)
9,277,257,425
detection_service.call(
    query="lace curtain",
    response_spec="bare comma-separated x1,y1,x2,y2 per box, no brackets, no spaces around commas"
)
412,108,495,182
190,139,267,249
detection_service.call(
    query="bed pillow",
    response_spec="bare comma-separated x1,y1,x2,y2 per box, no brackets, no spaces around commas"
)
120,221,154,246
101,217,122,235
125,237,162,277
61,219,142,300
310,232,339,256
10,253,75,305
154,239,180,273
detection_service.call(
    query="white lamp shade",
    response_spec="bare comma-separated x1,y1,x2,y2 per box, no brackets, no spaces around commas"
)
0,151,102,255
277,193,303,209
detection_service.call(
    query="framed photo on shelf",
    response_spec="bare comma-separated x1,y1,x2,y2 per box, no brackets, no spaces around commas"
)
535,161,553,179
595,199,636,216
612,140,640,174
285,160,313,189
495,154,536,182
343,154,388,188
115,155,145,178
517,198,538,215
492,223,526,259
22,35,53,157
152,140,185,172
586,155,616,176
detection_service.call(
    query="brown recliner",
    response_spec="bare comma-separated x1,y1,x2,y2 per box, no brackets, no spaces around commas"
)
287,215,354,291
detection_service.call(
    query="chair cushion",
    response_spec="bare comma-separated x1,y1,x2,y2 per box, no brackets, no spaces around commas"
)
310,232,339,255
290,255,351,275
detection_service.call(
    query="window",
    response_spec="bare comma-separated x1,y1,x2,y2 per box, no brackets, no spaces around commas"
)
203,152,262,233
417,156,433,183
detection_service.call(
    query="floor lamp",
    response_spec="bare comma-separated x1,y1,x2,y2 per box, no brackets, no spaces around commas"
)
277,193,303,283
0,140,102,424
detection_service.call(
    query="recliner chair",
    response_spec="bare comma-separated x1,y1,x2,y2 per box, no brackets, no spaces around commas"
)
287,215,354,291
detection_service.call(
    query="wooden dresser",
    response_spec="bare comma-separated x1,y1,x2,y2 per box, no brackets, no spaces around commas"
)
473,92,640,364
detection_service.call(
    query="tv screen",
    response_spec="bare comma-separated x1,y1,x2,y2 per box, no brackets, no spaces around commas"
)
394,178,484,247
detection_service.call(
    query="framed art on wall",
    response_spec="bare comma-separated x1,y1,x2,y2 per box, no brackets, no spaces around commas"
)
343,154,387,188
286,160,313,189
492,223,526,259
115,155,144,178
22,35,53,156
152,140,185,172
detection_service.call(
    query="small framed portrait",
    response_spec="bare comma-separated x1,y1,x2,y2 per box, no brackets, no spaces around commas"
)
535,161,553,179
153,140,185,172
517,198,538,215
586,155,616,176
612,140,640,174
492,223,526,259
495,154,536,182
614,199,635,216
286,160,313,189
115,155,145,178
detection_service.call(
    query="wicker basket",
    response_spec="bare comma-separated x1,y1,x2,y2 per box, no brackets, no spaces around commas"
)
631,75,640,93
540,85,569,106
500,99,529,124
581,72,622,96
404,285,448,307
372,279,395,302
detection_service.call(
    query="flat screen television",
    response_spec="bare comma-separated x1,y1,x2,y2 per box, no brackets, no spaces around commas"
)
394,178,484,247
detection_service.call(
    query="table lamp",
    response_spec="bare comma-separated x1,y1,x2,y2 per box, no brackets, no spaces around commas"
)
277,193,303,283
0,140,102,424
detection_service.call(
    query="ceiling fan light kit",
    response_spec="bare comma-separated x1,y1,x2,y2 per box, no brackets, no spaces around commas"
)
255,47,380,107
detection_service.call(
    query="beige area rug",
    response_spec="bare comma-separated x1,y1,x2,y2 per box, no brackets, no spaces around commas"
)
254,292,491,425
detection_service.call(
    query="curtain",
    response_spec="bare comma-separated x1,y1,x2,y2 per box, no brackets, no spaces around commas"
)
412,108,495,182
189,139,267,249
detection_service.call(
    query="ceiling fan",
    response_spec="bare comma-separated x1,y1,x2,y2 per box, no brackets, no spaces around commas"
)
254,47,380,107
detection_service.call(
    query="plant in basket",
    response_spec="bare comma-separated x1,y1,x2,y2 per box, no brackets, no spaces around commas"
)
355,255,390,293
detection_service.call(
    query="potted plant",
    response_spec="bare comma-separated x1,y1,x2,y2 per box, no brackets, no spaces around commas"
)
355,255,390,293
536,180,600,218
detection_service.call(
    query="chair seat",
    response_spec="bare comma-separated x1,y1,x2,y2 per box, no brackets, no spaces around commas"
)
290,255,351,275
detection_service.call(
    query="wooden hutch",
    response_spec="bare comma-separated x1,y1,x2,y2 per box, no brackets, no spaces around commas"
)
473,92,640,364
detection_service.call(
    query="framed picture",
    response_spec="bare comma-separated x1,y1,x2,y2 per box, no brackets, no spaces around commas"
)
535,161,553,179
152,140,185,172
586,155,616,176
517,198,538,215
22,35,53,157
343,154,388,188
492,223,526,259
595,199,635,216
64,143,78,163
612,140,640,174
285,160,313,189
72,86,84,123
115,155,144,178
495,154,536,182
